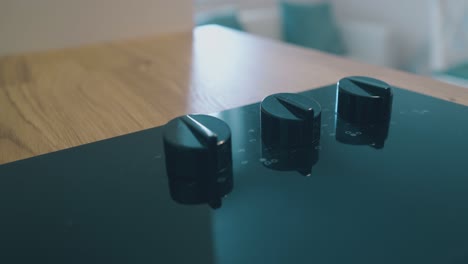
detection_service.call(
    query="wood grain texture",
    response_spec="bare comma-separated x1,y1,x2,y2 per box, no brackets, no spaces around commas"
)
1,25,467,164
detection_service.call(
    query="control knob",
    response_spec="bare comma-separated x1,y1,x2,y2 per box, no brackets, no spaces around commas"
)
337,76,393,123
261,93,322,148
163,114,233,209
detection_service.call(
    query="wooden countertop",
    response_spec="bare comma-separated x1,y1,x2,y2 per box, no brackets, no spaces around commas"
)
1,25,467,165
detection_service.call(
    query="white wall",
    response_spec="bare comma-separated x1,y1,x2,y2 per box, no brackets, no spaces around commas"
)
331,0,430,71
195,0,273,12
0,0,193,55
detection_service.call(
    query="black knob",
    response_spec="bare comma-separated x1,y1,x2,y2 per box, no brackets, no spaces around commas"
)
261,93,321,148
163,114,233,209
337,76,393,123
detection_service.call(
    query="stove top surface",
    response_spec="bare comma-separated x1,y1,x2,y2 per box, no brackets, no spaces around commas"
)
1,83,468,263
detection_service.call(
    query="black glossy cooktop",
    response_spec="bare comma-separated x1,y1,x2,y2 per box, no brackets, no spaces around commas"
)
1,81,468,263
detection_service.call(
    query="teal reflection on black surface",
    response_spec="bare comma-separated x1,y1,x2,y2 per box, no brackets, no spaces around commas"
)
0,129,217,264
212,85,468,263
1,84,468,263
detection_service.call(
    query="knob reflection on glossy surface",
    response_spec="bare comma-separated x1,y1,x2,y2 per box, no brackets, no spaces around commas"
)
261,93,321,148
337,76,393,123
262,142,319,176
163,114,233,209
335,117,390,149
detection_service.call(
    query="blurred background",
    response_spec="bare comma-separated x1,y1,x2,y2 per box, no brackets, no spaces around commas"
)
195,0,468,87
1,0,467,87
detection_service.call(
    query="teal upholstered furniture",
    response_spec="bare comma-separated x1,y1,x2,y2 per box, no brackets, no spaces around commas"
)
280,1,345,55
442,62,468,80
196,10,244,31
